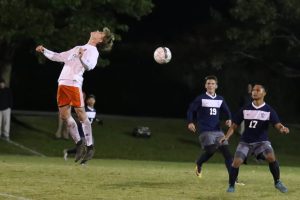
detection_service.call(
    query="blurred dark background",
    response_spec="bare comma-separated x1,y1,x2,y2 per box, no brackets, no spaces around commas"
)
2,0,300,122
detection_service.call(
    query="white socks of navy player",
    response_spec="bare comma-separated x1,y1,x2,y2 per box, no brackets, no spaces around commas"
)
66,117,81,143
82,118,93,146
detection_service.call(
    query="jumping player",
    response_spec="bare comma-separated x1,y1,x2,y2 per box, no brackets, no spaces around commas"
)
36,28,114,163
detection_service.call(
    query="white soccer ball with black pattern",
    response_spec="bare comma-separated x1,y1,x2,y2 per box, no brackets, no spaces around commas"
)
153,47,172,64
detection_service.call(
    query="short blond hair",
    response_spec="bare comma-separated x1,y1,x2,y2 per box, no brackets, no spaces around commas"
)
98,27,115,52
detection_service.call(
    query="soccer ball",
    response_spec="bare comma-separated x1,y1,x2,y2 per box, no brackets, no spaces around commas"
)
153,47,172,64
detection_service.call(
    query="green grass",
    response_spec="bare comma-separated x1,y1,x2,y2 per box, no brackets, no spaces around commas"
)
1,114,299,199
7,114,300,166
0,155,299,200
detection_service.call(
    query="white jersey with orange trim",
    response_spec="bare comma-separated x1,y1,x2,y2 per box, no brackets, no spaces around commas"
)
43,44,99,87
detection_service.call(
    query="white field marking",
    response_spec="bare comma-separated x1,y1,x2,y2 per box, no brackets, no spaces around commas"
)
4,139,46,157
0,192,31,200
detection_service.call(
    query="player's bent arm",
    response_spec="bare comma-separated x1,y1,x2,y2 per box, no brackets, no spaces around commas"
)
220,123,238,143
79,57,96,71
225,119,232,127
221,100,232,120
274,123,289,134
79,50,98,71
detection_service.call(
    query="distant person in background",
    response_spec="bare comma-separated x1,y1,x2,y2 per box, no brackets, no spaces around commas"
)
0,79,13,141
238,83,253,135
64,94,101,165
220,84,289,193
36,28,114,163
54,117,68,140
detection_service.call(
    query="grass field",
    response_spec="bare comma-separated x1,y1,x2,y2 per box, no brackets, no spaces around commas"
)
7,114,300,165
0,155,299,200
0,113,299,199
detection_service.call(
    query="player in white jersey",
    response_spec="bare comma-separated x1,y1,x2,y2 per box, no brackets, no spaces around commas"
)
36,28,114,163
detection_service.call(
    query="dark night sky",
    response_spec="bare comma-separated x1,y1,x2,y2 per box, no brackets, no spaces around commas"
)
124,0,211,41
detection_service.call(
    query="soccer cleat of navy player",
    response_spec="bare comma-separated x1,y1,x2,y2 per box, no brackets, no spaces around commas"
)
275,181,288,193
195,165,202,178
226,186,235,193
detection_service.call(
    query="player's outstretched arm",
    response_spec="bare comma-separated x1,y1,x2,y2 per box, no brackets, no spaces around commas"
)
220,123,238,143
274,123,289,134
35,45,69,63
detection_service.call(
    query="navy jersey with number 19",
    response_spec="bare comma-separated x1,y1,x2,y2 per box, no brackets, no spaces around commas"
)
233,102,280,143
187,92,231,133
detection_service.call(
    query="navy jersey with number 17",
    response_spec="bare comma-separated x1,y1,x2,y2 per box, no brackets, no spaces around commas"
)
233,102,280,143
187,92,231,133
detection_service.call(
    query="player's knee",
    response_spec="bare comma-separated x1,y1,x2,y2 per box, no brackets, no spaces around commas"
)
265,153,276,163
74,108,86,121
263,151,276,162
232,158,243,168
60,113,70,121
233,152,246,167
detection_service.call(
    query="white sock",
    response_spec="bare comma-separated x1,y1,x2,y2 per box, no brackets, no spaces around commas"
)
82,118,93,146
66,117,81,143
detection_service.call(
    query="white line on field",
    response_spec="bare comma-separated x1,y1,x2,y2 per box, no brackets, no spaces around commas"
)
4,139,46,157
0,192,31,200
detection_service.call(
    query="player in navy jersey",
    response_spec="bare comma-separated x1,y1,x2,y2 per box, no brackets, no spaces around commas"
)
187,75,236,180
220,84,289,193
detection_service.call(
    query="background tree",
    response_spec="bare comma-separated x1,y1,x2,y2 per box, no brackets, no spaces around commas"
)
0,0,153,85
216,0,300,76
171,0,300,78
148,0,300,119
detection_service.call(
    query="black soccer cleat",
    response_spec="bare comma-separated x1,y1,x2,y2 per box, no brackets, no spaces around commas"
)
74,141,86,162
80,145,95,162
80,159,88,165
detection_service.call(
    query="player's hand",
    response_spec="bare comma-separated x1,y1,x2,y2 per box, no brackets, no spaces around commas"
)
219,136,228,144
78,48,86,58
225,120,232,128
35,45,44,53
280,126,289,134
188,123,196,133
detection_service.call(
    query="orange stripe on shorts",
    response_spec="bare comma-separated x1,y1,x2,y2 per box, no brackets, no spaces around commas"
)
57,85,84,107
